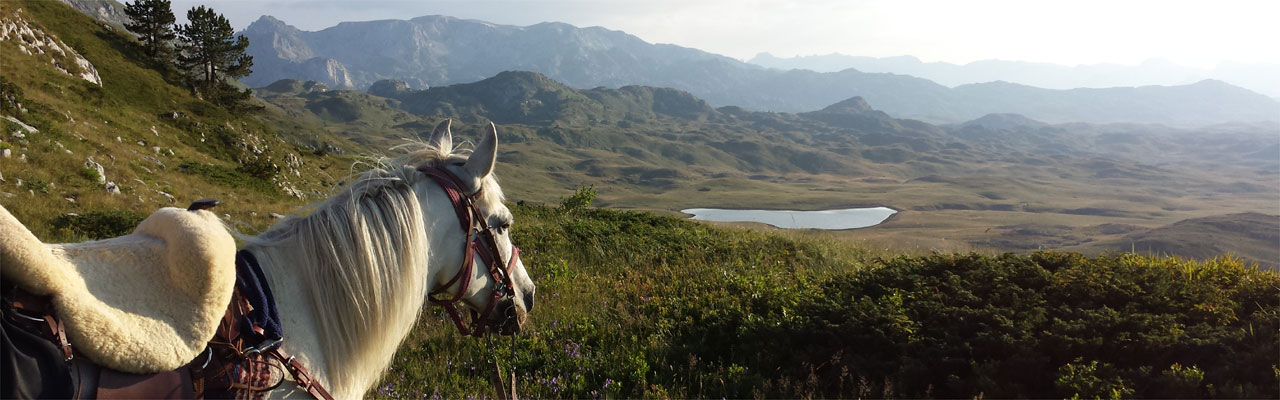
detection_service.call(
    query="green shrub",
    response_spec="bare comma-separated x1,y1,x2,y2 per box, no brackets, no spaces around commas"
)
178,161,280,196
49,210,144,240
558,184,596,213
77,166,101,182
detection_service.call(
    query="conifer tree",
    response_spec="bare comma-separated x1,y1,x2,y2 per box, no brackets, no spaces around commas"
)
175,6,254,108
123,0,177,60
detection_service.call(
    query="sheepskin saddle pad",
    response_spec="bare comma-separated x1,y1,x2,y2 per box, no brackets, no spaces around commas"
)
0,205,236,374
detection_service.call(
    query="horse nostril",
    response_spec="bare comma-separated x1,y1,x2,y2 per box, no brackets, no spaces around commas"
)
523,289,535,313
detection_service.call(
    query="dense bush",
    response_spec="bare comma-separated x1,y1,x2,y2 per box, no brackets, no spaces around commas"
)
384,205,1278,399
178,161,280,196
48,210,145,240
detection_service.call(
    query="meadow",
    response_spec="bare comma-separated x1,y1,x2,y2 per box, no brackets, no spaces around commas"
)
380,198,1278,399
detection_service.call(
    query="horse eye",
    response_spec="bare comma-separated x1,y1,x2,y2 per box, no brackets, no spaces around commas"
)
501,222,511,231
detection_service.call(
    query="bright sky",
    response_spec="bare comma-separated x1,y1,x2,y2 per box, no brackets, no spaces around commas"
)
173,0,1280,69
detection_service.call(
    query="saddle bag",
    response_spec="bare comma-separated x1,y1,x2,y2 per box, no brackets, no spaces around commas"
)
1,301,75,399
2,285,196,399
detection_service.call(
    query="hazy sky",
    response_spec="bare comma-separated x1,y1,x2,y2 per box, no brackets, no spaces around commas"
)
172,0,1279,69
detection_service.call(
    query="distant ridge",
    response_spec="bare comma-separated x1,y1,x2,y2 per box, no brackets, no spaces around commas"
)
749,52,1280,98
231,14,1280,125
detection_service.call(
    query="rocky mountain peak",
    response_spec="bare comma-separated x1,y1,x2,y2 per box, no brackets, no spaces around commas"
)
962,113,1047,130
246,15,293,33
821,96,873,113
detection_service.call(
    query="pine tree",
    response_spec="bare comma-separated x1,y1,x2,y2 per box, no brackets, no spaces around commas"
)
122,0,177,60
175,6,254,108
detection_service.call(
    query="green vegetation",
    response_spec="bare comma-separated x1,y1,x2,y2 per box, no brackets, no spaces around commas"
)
0,0,333,240
123,0,176,61
176,5,254,109
558,184,596,212
48,209,145,241
383,204,1279,399
177,161,280,197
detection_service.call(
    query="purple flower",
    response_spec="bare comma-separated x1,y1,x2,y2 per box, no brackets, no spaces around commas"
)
378,384,395,396
603,378,613,388
564,342,582,358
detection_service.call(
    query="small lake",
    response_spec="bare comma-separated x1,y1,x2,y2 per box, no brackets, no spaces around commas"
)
680,207,898,230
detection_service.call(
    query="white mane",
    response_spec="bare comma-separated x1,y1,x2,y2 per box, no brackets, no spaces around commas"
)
239,141,505,396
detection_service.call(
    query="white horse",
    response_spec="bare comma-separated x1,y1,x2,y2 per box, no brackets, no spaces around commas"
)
237,120,535,398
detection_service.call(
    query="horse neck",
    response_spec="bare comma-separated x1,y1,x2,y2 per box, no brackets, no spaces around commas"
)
244,183,460,398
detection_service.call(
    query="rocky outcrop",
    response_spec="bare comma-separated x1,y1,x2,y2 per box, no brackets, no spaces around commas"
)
56,0,129,29
1,9,101,85
299,58,355,88
368,79,414,98
84,157,105,184
242,16,355,89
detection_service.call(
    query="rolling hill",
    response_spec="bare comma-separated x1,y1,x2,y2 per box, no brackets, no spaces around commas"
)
247,71,1278,265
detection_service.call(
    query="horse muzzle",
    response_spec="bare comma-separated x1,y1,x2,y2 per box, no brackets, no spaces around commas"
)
491,298,528,336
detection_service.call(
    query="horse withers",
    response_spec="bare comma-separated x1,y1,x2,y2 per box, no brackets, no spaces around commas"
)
0,120,535,399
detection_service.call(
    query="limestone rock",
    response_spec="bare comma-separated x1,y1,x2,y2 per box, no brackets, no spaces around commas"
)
84,157,105,184
0,10,101,85
3,116,38,134
368,79,415,98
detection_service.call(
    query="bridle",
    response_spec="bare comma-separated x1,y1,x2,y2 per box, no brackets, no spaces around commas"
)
419,165,522,337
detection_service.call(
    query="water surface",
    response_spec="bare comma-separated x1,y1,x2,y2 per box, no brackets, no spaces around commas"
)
681,207,897,230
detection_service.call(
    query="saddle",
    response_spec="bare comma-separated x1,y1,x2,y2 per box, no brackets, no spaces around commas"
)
0,203,237,373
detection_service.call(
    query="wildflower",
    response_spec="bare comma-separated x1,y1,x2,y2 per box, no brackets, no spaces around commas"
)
378,384,395,396
564,342,582,358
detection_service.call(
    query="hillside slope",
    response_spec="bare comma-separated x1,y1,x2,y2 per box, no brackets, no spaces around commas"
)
1079,213,1279,267
0,0,338,240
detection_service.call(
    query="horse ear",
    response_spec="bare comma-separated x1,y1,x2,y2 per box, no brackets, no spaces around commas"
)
464,122,498,180
427,119,452,150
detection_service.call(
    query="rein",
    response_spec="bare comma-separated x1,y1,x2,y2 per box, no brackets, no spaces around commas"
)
419,165,521,338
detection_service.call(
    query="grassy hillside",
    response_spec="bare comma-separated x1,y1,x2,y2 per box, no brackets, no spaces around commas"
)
1068,213,1280,268
0,0,345,240
384,204,1279,399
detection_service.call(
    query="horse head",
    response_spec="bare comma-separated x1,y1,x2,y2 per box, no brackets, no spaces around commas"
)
421,119,535,336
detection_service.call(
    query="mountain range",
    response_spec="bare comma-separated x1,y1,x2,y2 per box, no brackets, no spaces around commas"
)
749,53,1280,98
238,15,1280,126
